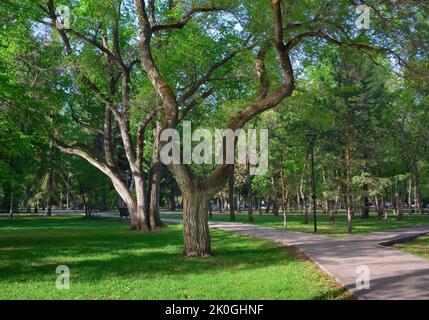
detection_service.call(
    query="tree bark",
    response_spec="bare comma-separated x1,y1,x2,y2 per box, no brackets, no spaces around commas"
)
133,173,150,231
182,188,211,257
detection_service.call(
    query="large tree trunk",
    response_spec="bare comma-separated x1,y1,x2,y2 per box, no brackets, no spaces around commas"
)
182,189,211,257
133,174,150,231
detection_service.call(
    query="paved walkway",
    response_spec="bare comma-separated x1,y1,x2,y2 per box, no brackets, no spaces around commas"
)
163,218,429,300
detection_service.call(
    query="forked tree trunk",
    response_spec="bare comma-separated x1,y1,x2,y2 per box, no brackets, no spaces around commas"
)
182,189,211,257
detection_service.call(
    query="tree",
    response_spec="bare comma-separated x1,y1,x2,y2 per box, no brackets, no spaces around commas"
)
4,0,428,255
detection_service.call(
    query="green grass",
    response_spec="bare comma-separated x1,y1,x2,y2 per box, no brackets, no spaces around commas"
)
162,211,429,237
393,234,429,259
0,216,350,300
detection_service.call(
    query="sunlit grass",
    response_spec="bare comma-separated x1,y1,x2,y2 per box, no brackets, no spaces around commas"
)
393,234,429,259
0,216,350,300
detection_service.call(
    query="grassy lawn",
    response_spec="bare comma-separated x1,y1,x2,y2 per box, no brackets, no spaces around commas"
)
393,234,429,259
0,216,350,300
161,212,429,237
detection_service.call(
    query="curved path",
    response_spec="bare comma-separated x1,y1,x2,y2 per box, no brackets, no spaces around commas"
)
163,218,429,300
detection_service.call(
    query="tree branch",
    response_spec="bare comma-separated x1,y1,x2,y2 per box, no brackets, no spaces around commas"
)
177,51,237,105
134,0,178,127
178,87,214,122
136,105,162,168
152,7,225,32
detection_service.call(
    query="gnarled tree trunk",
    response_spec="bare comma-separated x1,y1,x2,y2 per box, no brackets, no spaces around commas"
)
182,188,211,257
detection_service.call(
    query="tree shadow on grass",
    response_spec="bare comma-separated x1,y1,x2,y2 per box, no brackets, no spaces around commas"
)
0,219,302,284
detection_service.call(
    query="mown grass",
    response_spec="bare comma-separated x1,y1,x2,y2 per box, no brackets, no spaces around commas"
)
393,234,429,259
0,216,350,300
161,211,429,237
